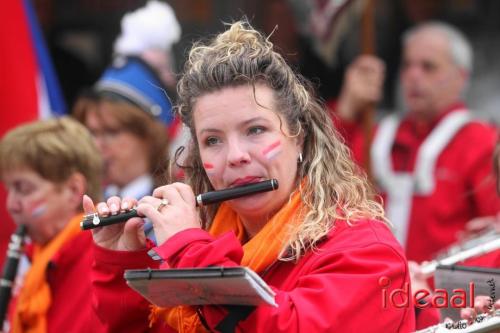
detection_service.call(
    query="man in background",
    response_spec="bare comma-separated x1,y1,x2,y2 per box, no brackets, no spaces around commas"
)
333,21,499,262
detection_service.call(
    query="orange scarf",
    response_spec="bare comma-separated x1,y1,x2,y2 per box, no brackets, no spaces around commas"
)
150,190,305,332
11,214,84,333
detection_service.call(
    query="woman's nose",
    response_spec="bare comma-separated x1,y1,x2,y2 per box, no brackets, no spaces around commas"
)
93,136,106,152
6,191,22,214
226,138,251,167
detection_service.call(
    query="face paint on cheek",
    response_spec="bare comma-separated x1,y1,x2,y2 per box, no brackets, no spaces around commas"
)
262,140,282,161
27,200,48,219
203,162,216,175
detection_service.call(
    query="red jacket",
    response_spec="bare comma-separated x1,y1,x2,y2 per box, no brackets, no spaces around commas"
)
330,101,499,262
91,219,415,332
7,231,97,333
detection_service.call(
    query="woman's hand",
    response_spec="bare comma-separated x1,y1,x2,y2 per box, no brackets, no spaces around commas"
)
82,194,146,251
460,295,500,323
138,182,201,245
458,214,500,241
408,261,431,292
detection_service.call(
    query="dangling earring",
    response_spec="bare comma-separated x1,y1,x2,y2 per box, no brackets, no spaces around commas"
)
298,152,303,163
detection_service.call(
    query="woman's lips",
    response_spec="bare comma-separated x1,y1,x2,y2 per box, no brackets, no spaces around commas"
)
229,176,263,187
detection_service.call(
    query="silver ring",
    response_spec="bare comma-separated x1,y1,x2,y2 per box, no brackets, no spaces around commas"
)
157,199,169,212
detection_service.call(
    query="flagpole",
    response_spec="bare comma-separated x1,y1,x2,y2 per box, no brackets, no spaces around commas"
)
360,0,376,182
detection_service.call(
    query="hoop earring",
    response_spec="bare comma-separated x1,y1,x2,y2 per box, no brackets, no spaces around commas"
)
298,152,303,163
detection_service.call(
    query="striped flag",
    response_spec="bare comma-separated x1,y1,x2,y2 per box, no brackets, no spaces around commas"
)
0,0,66,267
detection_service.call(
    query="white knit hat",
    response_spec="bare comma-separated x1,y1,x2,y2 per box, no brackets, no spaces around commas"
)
113,1,181,55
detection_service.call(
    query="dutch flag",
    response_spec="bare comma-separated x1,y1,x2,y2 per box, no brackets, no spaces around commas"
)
0,0,66,268
0,0,66,130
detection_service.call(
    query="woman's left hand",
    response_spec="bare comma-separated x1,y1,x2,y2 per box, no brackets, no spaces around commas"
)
137,182,201,245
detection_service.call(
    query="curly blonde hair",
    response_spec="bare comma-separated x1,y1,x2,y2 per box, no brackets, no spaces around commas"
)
176,21,386,259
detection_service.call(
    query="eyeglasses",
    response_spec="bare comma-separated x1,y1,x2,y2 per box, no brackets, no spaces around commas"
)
89,127,124,143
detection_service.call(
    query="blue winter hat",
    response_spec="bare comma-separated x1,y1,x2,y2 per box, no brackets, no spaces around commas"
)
95,56,174,125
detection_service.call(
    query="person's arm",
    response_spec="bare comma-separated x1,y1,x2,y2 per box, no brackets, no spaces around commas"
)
408,261,441,330
90,243,170,333
154,228,415,332
456,124,500,242
463,124,500,217
336,55,385,122
328,55,385,166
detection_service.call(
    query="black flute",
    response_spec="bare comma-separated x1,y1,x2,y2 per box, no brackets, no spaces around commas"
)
0,224,26,326
81,179,279,230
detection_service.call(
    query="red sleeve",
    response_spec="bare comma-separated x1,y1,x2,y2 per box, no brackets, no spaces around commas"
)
156,227,415,333
415,307,440,331
90,244,171,333
461,123,500,217
326,98,367,166
462,249,500,268
153,229,242,269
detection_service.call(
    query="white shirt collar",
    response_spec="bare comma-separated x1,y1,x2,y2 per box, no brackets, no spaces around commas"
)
104,174,154,200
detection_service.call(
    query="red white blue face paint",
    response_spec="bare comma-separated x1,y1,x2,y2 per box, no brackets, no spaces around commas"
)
29,202,47,219
262,140,282,161
203,162,215,176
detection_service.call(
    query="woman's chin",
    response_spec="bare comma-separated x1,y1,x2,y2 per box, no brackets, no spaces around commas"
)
229,193,267,211
228,193,269,214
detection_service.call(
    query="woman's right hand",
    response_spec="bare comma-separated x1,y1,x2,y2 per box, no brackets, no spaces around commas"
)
82,194,146,251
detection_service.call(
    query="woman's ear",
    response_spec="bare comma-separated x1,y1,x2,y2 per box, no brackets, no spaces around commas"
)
295,127,305,155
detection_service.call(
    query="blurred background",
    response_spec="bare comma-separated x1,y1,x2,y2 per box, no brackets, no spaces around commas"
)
31,0,500,120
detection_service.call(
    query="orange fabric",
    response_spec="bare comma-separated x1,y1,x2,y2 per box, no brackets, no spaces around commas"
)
11,214,84,333
153,190,306,332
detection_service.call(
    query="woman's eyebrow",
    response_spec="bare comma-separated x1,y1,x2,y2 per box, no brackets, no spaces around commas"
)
241,117,268,126
198,127,223,135
198,117,270,135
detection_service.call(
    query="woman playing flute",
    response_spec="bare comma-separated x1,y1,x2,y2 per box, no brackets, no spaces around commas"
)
84,21,415,332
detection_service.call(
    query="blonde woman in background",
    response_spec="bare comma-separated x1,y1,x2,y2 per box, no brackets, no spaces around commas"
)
0,117,102,333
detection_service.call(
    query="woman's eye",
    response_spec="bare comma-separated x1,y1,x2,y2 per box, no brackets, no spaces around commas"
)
205,137,220,146
16,182,35,195
248,126,265,135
